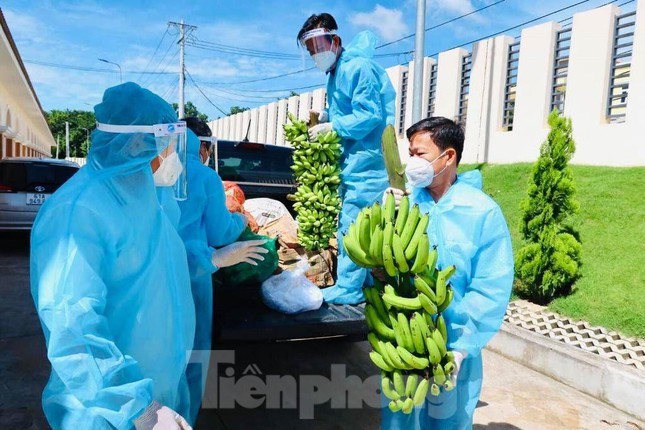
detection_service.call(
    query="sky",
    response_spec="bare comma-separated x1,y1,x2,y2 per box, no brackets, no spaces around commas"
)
1,0,637,120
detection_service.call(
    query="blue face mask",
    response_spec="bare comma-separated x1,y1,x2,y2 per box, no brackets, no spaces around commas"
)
405,151,448,188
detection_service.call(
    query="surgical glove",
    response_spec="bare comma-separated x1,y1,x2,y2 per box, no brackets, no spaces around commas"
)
211,239,268,268
449,351,467,386
134,402,192,430
382,187,408,209
308,110,328,124
308,122,333,140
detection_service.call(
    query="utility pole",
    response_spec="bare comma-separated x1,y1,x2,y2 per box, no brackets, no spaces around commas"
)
65,121,70,159
412,0,427,124
168,20,197,120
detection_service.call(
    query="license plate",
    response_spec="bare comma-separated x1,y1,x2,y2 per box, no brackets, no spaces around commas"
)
26,193,48,205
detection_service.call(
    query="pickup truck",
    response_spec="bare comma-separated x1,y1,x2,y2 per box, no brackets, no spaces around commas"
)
211,139,367,343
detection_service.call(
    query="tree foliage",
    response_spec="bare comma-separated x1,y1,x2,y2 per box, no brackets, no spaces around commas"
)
45,109,95,158
172,101,209,122
515,110,582,304
228,106,249,115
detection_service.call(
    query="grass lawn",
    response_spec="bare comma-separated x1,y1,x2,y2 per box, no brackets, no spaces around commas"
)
458,163,645,338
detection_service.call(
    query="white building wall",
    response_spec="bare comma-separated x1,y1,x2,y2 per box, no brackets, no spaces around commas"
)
257,105,268,144
248,108,259,142
311,88,326,112
276,99,288,146
266,102,278,145
241,110,251,140
435,48,469,122
298,92,312,121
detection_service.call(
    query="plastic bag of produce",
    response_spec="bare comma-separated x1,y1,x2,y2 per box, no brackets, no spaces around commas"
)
261,259,323,314
217,228,278,285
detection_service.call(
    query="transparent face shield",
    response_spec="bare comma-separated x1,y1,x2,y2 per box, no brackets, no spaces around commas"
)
199,136,217,168
95,121,188,200
299,28,339,72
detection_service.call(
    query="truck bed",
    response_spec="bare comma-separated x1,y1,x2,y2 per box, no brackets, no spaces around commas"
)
212,282,367,343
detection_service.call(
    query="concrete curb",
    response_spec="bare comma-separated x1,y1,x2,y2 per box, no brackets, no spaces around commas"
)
487,322,645,421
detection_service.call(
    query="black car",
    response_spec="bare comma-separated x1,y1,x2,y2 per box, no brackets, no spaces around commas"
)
210,139,367,343
214,140,296,213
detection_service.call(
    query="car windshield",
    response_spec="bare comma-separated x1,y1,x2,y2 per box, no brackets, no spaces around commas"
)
218,143,293,181
0,161,78,192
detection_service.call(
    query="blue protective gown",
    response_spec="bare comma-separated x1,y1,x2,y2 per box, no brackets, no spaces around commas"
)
321,30,397,305
176,130,246,423
381,170,514,430
30,82,195,430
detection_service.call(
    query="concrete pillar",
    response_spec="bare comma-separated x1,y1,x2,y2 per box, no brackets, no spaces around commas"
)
513,22,560,132
234,113,244,141
257,105,268,144
404,58,436,131
266,102,278,145
311,88,326,112
241,110,251,140
565,4,619,124
435,48,469,122
298,92,312,121
249,108,259,142
276,99,288,146
287,96,300,121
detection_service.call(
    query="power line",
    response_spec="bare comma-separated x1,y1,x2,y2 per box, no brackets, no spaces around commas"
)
137,25,170,81
140,32,179,86
376,0,507,49
185,68,228,116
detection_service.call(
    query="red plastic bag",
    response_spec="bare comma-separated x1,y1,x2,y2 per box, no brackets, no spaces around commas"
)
222,181,259,232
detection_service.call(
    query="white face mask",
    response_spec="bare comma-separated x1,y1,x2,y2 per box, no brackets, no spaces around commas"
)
405,151,448,188
312,50,337,73
154,151,183,186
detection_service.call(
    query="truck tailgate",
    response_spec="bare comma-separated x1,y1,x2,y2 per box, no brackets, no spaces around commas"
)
212,283,367,343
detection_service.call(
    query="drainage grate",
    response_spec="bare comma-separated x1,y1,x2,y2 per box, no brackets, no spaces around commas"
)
505,301,645,370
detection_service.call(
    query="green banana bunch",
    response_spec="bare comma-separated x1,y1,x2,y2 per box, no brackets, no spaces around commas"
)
284,114,341,251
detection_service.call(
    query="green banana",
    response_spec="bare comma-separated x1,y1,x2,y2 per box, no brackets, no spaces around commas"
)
384,342,408,370
369,351,393,371
369,287,391,328
418,293,438,315
342,230,372,268
399,204,420,250
426,246,438,277
435,265,456,305
409,315,426,355
369,226,384,266
425,336,442,365
401,397,414,415
414,275,437,304
382,294,423,311
392,370,406,397
414,311,432,340
430,383,441,396
382,191,396,225
392,233,410,273
409,234,430,274
365,305,396,341
384,284,397,296
433,363,447,385
367,332,381,353
382,222,398,277
443,380,455,392
436,314,447,342
404,214,430,261
397,313,415,353
424,313,436,331
389,314,405,348
431,329,447,358
388,400,402,412
378,341,397,369
382,374,401,400
394,195,410,235
444,362,456,375
396,346,430,370
359,212,372,254
437,288,454,313
413,378,430,406
405,373,419,397
370,202,382,233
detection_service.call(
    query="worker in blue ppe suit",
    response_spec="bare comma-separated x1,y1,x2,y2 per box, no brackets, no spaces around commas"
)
380,117,514,429
173,118,267,424
30,82,196,430
297,13,396,305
